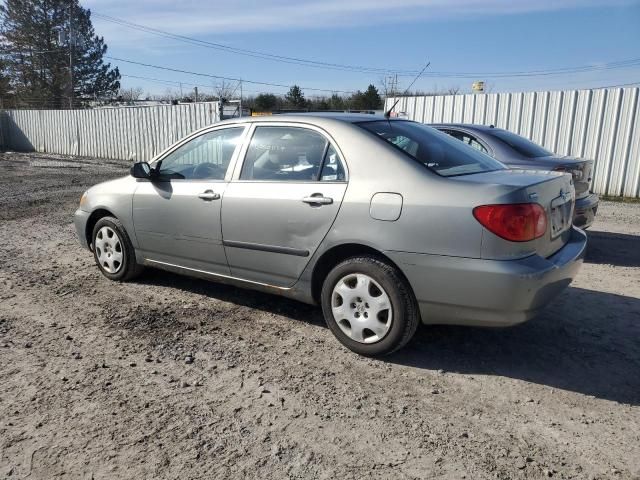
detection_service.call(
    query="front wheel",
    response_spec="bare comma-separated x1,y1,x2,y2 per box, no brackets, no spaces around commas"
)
92,216,143,281
320,256,420,356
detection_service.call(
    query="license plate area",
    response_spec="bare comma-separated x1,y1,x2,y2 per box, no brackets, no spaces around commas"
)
550,193,573,238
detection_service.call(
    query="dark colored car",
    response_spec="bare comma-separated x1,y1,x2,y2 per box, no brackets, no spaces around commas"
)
433,124,599,228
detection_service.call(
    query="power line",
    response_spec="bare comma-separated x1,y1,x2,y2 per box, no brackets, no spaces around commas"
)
92,11,640,80
120,74,286,96
106,55,356,94
417,58,640,79
92,12,416,76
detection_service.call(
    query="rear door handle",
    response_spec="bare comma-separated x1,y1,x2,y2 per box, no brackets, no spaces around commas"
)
198,190,220,201
302,194,333,205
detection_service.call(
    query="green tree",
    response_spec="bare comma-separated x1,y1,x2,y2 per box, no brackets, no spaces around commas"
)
350,84,382,110
254,93,278,111
0,0,120,109
0,58,12,105
329,93,346,110
285,85,306,109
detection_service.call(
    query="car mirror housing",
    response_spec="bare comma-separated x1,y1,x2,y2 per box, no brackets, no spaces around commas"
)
130,161,152,179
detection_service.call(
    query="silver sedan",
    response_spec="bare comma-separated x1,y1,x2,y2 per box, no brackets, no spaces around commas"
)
74,114,587,356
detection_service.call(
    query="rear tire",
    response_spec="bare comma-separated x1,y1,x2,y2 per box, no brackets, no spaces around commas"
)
92,216,143,282
320,255,420,356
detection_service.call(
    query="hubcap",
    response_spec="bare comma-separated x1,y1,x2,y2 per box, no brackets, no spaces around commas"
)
331,273,393,344
95,226,123,274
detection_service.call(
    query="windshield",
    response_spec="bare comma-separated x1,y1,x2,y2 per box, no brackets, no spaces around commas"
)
487,129,553,158
357,120,505,177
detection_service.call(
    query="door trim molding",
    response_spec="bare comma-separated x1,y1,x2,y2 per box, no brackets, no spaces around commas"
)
144,258,291,290
223,240,310,257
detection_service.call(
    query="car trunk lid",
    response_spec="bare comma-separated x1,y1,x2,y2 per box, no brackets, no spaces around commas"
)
553,157,593,199
454,169,575,259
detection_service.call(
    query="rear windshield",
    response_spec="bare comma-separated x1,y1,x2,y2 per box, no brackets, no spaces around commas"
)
357,120,505,177
487,129,552,158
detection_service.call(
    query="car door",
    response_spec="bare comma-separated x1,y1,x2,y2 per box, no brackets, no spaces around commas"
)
221,123,348,287
132,125,247,274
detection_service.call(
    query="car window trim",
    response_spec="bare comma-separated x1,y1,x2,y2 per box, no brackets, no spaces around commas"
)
315,141,332,181
231,121,349,183
149,124,250,183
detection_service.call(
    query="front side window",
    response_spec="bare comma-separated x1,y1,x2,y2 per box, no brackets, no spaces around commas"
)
487,129,552,158
240,126,333,181
358,121,505,177
156,127,244,180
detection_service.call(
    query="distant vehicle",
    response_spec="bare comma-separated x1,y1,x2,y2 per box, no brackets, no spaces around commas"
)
75,114,586,356
433,124,599,229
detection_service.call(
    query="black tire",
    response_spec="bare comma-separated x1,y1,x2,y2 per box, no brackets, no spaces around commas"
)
92,216,143,281
320,255,420,356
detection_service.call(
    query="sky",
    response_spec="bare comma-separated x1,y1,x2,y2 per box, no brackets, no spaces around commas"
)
83,0,640,99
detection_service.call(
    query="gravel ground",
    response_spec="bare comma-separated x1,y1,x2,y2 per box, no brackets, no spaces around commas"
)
1,151,639,480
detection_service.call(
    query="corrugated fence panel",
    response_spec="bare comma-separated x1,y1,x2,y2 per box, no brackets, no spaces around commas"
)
2,93,639,197
386,87,640,198
0,102,220,162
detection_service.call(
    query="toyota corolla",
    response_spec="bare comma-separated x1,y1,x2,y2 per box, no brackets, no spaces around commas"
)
75,114,587,356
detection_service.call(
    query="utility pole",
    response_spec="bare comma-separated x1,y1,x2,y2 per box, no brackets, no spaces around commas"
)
68,2,74,109
239,79,243,117
194,86,198,103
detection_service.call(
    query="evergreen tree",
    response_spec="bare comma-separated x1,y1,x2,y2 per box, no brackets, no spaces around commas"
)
254,93,278,111
285,85,306,109
0,58,11,105
0,0,120,108
350,84,382,110
329,93,346,110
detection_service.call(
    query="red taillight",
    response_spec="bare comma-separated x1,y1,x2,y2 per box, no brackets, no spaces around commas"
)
473,203,547,242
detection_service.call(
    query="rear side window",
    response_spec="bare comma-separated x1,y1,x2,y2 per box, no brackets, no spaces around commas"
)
444,130,489,154
320,144,346,181
487,129,552,158
358,121,505,177
240,126,328,181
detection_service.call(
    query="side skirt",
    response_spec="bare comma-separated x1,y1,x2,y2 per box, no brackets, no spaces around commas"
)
142,258,316,305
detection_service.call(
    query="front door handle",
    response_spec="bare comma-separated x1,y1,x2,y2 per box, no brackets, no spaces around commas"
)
302,194,333,206
198,190,220,201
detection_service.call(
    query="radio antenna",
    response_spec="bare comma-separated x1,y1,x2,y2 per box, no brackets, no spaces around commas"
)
384,61,431,118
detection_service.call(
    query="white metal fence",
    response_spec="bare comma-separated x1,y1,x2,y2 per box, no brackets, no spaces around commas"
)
1,89,639,197
0,102,220,162
385,87,640,198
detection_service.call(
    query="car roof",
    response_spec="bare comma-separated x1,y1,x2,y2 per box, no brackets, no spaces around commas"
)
431,123,503,132
215,112,397,126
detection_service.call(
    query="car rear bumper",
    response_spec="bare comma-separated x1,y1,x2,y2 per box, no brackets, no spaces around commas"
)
573,193,599,229
74,208,90,250
385,227,587,327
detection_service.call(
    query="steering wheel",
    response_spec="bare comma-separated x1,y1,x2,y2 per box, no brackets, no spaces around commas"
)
192,163,222,179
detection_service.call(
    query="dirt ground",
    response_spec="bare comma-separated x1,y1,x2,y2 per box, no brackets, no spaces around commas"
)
0,151,638,480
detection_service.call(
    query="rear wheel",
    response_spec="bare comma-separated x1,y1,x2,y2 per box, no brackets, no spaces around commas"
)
320,256,420,356
92,216,143,281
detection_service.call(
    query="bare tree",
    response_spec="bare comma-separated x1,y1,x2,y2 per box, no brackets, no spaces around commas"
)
117,87,144,103
216,80,240,101
379,75,400,98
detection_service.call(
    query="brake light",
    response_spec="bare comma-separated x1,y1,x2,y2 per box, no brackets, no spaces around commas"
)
473,203,547,242
554,166,582,181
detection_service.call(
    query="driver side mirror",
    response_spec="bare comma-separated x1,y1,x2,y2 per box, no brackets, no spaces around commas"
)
130,161,152,179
